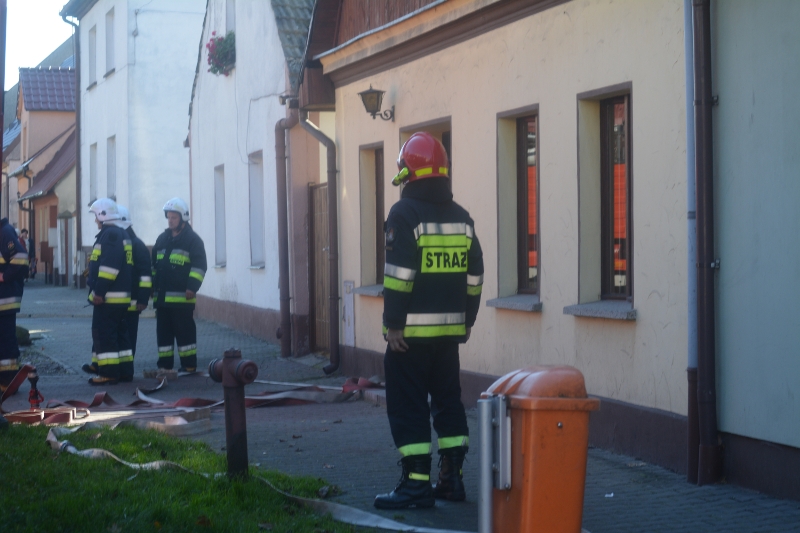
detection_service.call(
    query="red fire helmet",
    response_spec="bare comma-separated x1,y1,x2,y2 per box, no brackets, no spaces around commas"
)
392,132,450,186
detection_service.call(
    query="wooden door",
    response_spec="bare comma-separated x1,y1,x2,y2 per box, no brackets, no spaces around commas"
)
308,183,330,353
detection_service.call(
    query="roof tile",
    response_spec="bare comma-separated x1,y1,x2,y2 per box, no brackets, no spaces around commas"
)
18,67,76,112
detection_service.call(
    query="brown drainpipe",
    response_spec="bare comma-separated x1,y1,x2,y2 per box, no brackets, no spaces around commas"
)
300,112,339,375
692,0,722,485
274,108,299,358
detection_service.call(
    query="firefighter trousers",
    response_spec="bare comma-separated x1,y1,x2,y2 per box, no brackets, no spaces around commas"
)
384,341,469,455
91,304,129,379
156,306,197,370
0,314,20,387
119,310,141,380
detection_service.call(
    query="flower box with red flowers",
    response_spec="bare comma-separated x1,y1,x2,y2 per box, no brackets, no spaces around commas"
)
206,30,236,76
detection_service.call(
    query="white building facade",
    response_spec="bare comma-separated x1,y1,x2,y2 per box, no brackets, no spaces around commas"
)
61,0,205,252
187,0,319,350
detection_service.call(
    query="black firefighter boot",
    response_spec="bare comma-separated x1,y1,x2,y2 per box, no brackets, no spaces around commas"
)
432,446,467,501
374,454,435,510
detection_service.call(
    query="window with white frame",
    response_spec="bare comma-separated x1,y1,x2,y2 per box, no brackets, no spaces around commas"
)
105,8,114,74
106,136,116,199
494,106,541,308
248,152,265,267
89,143,98,202
214,165,226,266
88,26,97,85
572,83,634,311
358,144,384,286
226,0,235,34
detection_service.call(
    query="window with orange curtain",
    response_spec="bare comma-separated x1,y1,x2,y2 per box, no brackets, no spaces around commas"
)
601,95,632,299
517,115,539,294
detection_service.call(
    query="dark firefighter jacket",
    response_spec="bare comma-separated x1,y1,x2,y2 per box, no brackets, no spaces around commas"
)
152,223,206,308
126,227,152,311
383,178,484,343
87,224,134,306
0,218,29,316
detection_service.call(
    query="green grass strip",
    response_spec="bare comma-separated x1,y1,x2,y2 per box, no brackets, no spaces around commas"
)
0,424,361,533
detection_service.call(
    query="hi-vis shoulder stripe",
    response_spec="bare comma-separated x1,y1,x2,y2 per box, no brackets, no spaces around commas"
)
384,263,416,281
413,222,473,240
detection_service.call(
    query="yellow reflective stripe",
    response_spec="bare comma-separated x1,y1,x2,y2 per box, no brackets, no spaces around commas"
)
383,276,413,293
139,281,152,288
96,352,120,366
404,324,467,338
0,299,22,311
178,344,197,356
189,271,204,282
406,312,465,326
10,253,29,265
104,291,131,304
156,253,164,260
384,262,416,281
164,296,197,304
408,472,430,481
467,285,483,296
417,234,470,248
98,271,116,280
0,358,19,371
398,442,431,457
414,167,433,177
438,436,469,450
119,350,134,363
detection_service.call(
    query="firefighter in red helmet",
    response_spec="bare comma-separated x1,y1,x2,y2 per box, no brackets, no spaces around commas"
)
374,132,484,509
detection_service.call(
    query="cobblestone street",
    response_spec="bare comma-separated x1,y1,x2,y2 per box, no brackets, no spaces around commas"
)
5,281,800,533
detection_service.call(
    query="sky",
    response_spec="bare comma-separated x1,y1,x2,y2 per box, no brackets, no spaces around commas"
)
4,0,75,90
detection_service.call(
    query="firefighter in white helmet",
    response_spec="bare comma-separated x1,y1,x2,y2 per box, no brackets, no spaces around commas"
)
112,205,152,381
82,198,133,385
151,198,207,372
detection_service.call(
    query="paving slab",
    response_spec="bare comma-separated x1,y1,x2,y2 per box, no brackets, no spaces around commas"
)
6,280,800,532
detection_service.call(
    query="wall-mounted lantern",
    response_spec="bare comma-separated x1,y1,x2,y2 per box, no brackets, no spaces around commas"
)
358,85,394,122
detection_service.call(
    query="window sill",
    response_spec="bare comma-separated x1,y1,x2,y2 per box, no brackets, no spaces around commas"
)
213,264,226,269
86,81,97,91
563,300,637,321
249,265,265,270
103,68,115,79
353,284,383,298
486,294,542,312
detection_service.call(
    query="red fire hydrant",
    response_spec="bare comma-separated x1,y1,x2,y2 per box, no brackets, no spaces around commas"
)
209,349,259,478
27,369,44,410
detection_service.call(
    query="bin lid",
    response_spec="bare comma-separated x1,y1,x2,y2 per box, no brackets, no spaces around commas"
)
485,365,589,399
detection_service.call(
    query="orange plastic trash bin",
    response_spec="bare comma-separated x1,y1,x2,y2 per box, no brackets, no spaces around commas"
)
481,365,599,533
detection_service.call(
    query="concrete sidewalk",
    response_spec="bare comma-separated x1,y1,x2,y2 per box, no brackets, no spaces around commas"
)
6,280,800,532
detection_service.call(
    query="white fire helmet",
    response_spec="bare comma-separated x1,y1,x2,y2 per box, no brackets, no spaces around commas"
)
114,205,132,230
89,198,121,222
163,197,190,221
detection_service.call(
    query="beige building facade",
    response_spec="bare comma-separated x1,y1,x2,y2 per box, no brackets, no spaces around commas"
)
314,0,690,471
